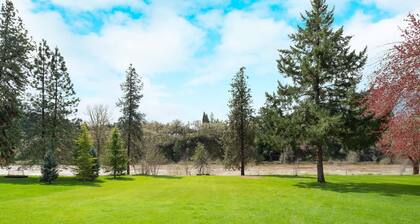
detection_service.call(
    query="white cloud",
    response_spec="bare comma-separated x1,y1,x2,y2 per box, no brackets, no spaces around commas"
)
188,10,293,86
346,11,403,51
280,0,419,18
282,0,350,17
361,0,420,14
85,8,204,75
344,10,410,87
49,0,144,11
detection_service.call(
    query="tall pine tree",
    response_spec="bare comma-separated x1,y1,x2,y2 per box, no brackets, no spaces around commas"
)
276,0,366,182
0,0,32,166
117,64,143,175
225,67,254,176
48,47,79,155
28,40,52,161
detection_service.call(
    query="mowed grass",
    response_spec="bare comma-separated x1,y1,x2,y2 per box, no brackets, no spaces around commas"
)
0,175,419,224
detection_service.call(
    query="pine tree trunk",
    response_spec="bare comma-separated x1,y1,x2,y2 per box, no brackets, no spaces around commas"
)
127,113,132,175
97,135,101,159
52,75,58,152
240,115,245,176
313,5,325,184
127,132,131,175
240,133,245,176
316,145,325,183
41,64,46,156
240,150,245,176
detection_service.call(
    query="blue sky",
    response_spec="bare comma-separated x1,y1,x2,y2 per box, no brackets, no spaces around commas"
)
14,0,420,122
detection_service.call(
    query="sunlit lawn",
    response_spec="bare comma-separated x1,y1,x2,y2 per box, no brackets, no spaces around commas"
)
0,175,419,224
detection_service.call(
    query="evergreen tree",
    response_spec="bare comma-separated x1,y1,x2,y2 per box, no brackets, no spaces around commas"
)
28,40,52,161
40,150,58,184
202,112,210,123
225,67,254,176
339,92,384,153
48,47,79,154
89,148,100,178
106,128,127,179
0,0,33,166
75,124,96,181
275,0,366,182
117,64,144,175
256,95,301,163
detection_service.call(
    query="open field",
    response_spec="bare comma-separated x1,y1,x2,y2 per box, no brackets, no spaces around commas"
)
1,163,414,176
0,175,419,224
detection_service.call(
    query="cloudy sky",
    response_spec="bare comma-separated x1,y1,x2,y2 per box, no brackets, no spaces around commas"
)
13,0,420,123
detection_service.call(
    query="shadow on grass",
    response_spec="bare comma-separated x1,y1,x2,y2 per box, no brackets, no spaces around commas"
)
294,181,420,197
265,175,315,179
0,176,103,187
104,176,135,181
132,174,182,179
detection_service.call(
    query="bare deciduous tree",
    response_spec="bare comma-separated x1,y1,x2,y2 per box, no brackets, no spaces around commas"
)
87,104,110,159
138,134,165,175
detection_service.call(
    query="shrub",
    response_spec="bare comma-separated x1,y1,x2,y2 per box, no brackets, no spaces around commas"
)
40,150,58,184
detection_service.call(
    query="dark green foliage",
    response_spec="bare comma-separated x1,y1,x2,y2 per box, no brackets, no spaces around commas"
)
195,122,226,160
48,47,79,153
142,121,226,163
40,150,58,184
173,139,191,162
89,148,100,178
56,119,81,164
117,64,144,174
193,143,209,175
256,100,301,162
75,124,97,181
27,40,52,162
21,118,81,164
106,128,127,179
0,0,33,166
202,112,210,123
225,67,255,176
257,91,384,162
338,92,384,153
22,40,78,164
271,0,367,182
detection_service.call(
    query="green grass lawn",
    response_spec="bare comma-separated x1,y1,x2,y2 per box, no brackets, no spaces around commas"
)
0,175,419,224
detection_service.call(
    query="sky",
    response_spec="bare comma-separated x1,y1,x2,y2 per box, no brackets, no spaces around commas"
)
12,0,420,123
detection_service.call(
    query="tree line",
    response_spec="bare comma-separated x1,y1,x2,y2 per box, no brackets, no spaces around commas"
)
0,0,418,183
